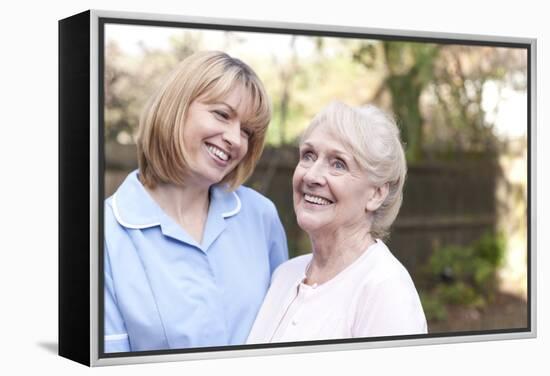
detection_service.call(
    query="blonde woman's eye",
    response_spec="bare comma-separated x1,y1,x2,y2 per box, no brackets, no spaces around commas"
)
241,127,253,138
213,110,230,120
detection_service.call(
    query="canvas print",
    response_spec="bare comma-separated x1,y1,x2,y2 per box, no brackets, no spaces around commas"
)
99,19,530,358
57,9,535,366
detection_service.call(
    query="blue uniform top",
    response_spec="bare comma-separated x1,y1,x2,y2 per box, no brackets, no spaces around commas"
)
103,170,289,353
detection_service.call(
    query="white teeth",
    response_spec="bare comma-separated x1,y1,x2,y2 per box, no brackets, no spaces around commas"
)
304,194,332,206
207,145,229,161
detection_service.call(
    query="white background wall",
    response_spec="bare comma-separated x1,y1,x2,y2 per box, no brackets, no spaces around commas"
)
1,0,546,374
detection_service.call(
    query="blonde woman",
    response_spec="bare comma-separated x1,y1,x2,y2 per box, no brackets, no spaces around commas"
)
104,51,288,352
247,101,426,343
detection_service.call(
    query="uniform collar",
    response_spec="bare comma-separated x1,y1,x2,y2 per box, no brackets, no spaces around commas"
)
112,170,241,251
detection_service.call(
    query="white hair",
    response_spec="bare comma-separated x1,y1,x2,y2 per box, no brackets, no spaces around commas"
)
301,101,407,239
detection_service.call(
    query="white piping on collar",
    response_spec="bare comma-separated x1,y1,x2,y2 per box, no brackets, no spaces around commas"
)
112,192,161,229
222,191,241,218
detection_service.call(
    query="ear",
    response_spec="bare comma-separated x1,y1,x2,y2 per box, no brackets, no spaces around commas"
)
366,183,389,212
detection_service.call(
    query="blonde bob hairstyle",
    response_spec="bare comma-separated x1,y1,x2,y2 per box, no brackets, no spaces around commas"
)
137,50,272,190
301,101,407,240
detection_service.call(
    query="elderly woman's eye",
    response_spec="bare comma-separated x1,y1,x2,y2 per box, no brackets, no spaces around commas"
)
301,151,315,161
333,159,347,170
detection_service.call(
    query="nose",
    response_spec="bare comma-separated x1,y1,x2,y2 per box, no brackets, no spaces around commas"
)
222,121,242,148
302,160,326,186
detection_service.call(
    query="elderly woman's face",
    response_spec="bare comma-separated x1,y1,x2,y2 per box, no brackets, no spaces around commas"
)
292,125,378,235
182,86,253,187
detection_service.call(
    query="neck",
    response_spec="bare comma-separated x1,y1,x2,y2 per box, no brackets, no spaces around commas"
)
306,222,375,285
145,182,211,242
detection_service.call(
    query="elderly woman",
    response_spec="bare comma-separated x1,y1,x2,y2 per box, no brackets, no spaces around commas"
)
104,51,288,353
247,101,426,343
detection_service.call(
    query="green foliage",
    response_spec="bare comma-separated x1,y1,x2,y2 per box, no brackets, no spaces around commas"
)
437,282,485,307
419,292,447,322
476,231,506,266
421,232,505,322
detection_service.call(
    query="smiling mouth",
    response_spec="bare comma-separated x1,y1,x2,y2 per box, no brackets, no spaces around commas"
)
304,193,333,206
206,143,230,162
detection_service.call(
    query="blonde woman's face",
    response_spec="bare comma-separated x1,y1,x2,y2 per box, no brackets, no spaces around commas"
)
182,87,252,188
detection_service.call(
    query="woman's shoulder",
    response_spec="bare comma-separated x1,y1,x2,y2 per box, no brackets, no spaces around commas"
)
359,240,416,286
103,170,138,218
103,171,153,239
103,196,118,226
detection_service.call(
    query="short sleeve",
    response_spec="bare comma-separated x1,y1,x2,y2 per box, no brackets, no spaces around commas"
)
104,241,131,353
352,273,428,337
267,203,289,274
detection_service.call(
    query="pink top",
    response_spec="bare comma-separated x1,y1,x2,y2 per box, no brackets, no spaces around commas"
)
247,240,427,343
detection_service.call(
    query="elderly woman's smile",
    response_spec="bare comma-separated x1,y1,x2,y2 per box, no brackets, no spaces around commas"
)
303,193,333,206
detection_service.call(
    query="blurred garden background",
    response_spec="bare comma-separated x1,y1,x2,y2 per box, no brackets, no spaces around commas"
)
103,24,529,334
